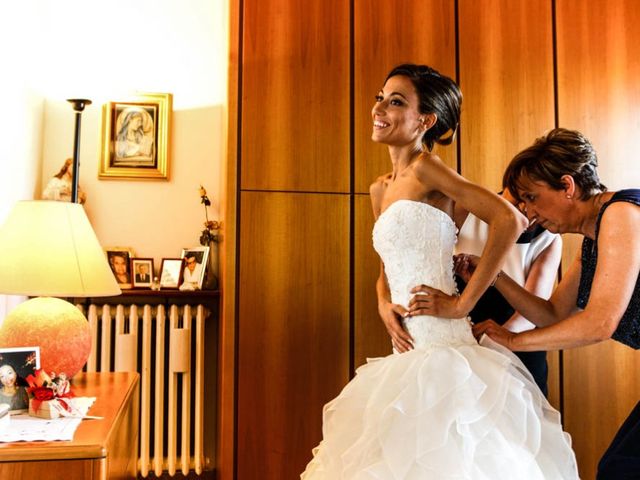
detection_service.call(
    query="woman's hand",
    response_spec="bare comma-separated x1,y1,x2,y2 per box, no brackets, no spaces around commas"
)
378,301,414,352
472,320,517,350
406,285,468,318
453,254,480,283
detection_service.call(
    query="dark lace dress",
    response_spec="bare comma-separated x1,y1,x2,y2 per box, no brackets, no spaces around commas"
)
576,189,640,480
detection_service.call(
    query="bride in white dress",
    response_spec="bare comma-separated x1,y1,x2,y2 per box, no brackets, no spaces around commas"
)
301,64,579,479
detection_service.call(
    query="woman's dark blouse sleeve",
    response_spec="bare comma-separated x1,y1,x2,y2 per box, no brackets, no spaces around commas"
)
577,189,640,349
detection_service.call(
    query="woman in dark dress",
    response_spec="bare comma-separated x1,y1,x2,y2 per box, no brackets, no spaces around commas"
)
433,128,640,479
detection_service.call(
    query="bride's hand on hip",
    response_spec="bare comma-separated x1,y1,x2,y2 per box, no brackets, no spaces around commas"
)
378,301,414,352
407,285,466,318
472,320,516,350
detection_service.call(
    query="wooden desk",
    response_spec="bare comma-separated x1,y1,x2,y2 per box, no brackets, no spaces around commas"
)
0,372,140,479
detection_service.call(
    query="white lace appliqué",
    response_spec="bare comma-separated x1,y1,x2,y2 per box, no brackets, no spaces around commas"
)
373,200,475,349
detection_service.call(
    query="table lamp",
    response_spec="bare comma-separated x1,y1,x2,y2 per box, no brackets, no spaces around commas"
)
0,201,121,377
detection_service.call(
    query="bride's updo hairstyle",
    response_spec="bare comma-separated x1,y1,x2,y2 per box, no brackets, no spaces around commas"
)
504,127,607,202
385,64,462,152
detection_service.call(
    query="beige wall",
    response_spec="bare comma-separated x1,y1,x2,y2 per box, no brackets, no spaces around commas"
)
0,84,43,323
33,0,228,274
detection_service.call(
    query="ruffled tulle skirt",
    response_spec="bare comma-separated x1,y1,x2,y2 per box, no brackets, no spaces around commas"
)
301,337,578,479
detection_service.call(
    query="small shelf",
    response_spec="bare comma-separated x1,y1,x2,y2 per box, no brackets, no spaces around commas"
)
71,289,220,309
113,288,220,299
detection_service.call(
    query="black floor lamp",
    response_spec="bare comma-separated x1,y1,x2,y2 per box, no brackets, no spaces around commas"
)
66,98,92,204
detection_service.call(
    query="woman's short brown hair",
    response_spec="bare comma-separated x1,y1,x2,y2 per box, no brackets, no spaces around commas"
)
503,128,607,201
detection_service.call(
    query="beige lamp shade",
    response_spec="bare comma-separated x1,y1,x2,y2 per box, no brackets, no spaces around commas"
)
0,200,121,297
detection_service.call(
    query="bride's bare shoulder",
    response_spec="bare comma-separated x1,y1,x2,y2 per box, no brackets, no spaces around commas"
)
370,172,392,196
413,152,459,187
414,152,449,170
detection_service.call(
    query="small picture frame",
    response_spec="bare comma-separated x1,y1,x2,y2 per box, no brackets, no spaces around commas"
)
0,347,40,412
159,258,184,289
180,246,209,290
131,257,154,289
105,247,135,289
99,92,172,180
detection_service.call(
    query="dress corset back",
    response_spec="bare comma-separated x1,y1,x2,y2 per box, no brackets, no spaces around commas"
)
373,200,475,348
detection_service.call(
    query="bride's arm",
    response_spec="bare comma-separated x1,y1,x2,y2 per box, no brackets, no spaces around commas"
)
408,154,527,317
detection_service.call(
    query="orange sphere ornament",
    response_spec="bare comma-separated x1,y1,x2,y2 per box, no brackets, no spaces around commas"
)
0,297,91,378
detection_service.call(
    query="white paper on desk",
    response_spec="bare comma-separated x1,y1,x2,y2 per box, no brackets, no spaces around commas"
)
0,397,96,442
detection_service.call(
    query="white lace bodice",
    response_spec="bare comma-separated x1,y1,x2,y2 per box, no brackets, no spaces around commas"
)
373,200,476,349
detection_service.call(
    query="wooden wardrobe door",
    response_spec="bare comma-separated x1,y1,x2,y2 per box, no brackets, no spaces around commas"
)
353,0,457,193
237,192,350,479
241,0,350,193
354,194,390,368
457,0,562,408
458,0,554,191
556,1,640,477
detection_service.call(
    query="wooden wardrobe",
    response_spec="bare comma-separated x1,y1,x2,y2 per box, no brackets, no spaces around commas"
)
219,1,640,479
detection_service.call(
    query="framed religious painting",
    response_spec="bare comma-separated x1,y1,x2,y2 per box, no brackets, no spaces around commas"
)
99,92,172,180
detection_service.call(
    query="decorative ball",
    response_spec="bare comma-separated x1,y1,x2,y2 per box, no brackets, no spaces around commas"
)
0,297,91,378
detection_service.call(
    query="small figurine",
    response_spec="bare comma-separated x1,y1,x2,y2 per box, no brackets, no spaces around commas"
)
51,372,70,396
42,158,87,204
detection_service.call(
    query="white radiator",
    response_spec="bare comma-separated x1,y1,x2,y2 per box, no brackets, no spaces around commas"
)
80,302,208,477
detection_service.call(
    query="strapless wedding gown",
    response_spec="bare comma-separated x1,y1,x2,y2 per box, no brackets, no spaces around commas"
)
301,200,579,479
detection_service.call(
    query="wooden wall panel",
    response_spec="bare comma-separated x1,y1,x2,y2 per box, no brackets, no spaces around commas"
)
218,0,241,477
241,0,350,193
556,1,640,478
546,350,561,411
563,341,640,479
556,0,640,190
458,0,562,408
354,194,391,368
229,2,640,480
237,192,350,479
354,0,457,193
458,0,554,191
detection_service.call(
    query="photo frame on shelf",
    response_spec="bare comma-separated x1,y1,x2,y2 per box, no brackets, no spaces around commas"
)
159,258,184,289
180,246,209,290
131,257,154,289
0,346,40,412
105,247,135,289
99,92,172,180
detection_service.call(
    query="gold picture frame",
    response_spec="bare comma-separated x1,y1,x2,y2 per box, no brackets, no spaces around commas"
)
99,92,172,180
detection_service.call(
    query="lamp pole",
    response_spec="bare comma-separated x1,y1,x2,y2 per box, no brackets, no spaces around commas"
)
66,98,92,204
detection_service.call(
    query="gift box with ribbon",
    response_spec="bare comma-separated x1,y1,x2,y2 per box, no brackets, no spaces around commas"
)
26,369,74,419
